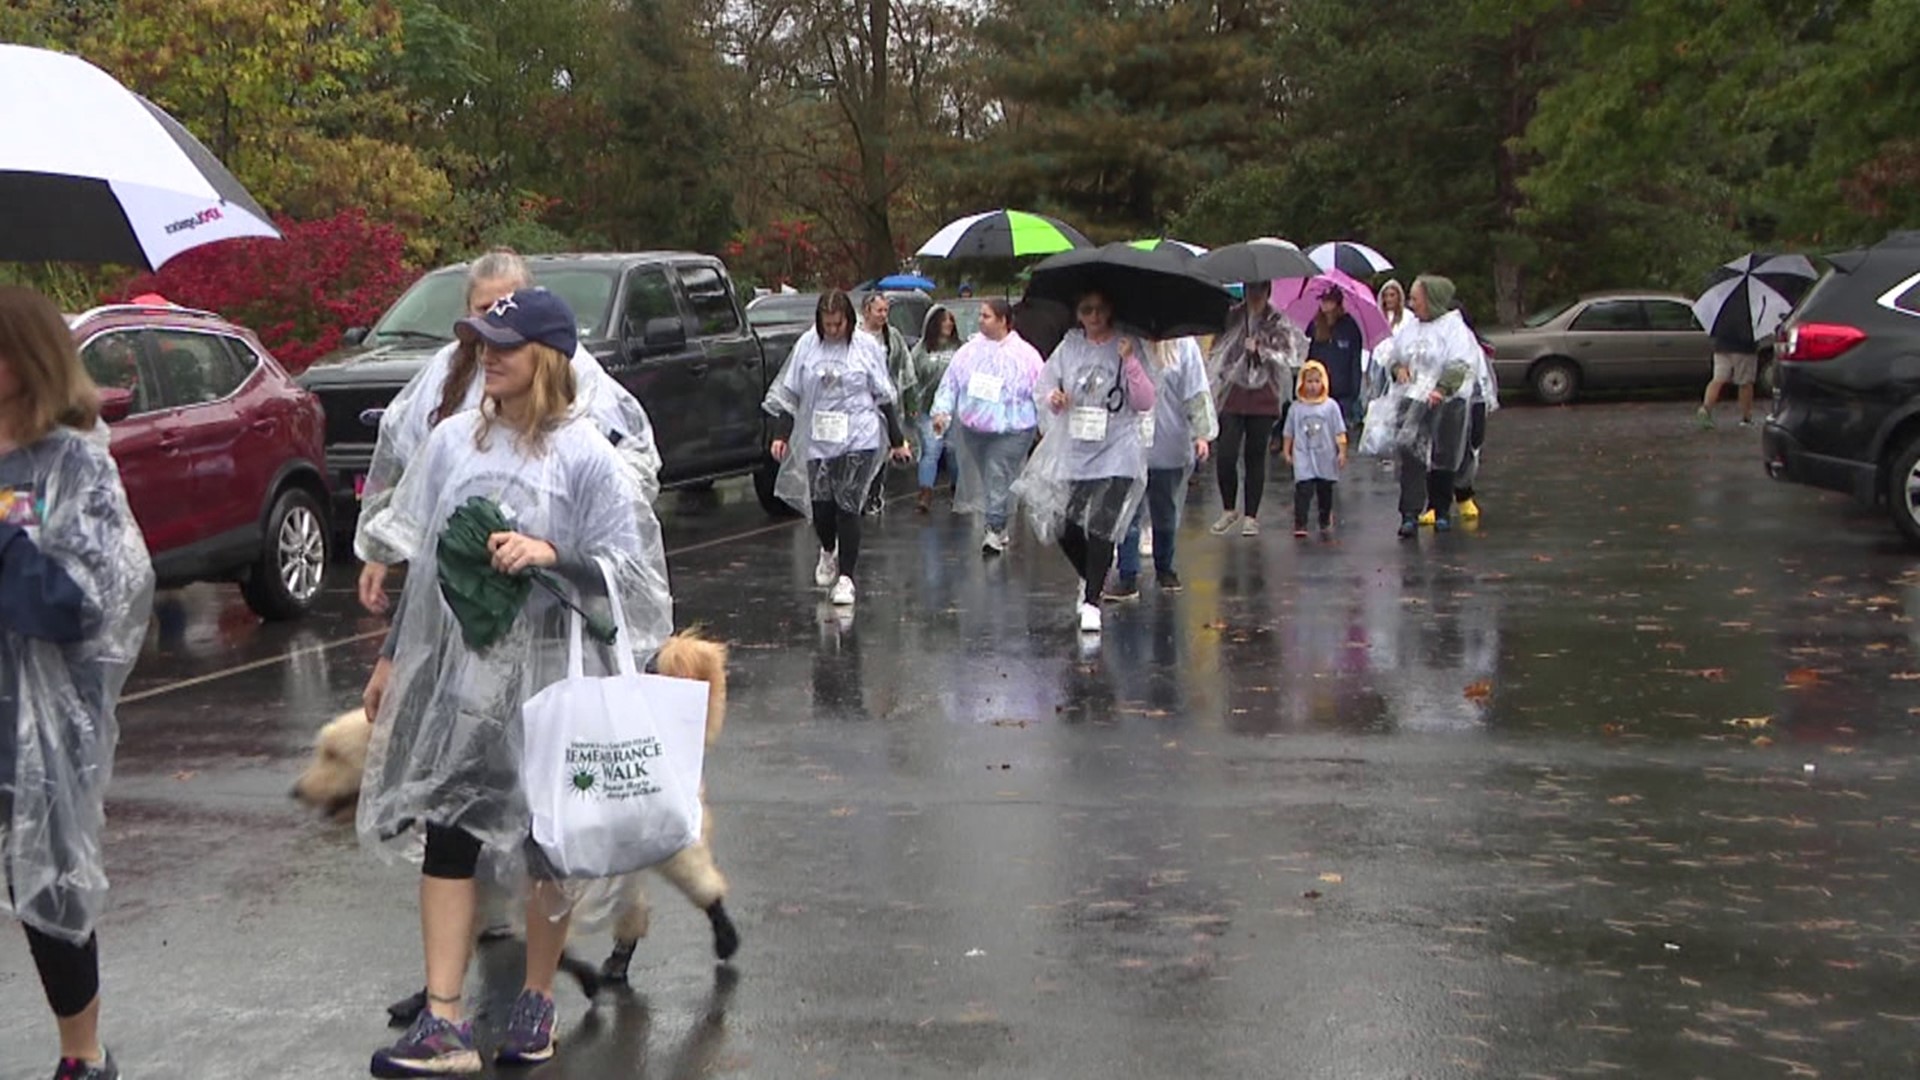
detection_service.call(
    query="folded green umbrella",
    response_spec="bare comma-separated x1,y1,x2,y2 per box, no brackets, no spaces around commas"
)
436,495,619,649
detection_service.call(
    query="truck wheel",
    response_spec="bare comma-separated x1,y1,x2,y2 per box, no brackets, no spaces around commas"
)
754,456,798,518
242,488,329,620
1530,358,1580,405
1886,433,1920,548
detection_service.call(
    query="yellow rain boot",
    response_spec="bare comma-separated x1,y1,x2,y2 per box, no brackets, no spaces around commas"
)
1458,498,1481,521
1417,509,1436,527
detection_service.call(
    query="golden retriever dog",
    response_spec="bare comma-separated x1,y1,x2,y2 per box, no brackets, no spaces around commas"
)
292,632,737,1017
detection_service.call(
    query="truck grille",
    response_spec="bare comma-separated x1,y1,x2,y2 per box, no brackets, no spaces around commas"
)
317,384,405,449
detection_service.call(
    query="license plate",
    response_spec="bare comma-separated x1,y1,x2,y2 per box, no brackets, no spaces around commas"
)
353,474,368,499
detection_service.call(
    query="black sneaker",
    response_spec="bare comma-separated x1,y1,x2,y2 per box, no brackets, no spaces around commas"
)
1101,577,1140,602
1156,572,1182,592
53,1050,119,1080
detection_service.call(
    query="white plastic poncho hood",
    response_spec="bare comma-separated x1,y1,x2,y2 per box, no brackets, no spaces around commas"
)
1011,329,1151,544
0,426,155,945
355,342,662,563
762,328,896,517
356,411,673,897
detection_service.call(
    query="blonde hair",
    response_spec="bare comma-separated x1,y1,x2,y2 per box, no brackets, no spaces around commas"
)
0,285,101,442
475,342,576,452
1147,339,1180,370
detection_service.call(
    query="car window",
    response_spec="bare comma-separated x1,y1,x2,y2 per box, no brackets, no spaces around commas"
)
677,265,741,337
79,331,154,416
946,299,985,339
150,330,252,407
371,267,618,344
1570,300,1645,331
887,295,930,340
535,270,619,337
747,296,817,328
1891,277,1920,317
1523,299,1576,328
622,267,680,333
1642,300,1699,332
223,335,264,375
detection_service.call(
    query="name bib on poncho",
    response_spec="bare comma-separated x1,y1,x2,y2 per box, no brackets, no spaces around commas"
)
1069,406,1109,442
811,410,849,444
967,372,1004,402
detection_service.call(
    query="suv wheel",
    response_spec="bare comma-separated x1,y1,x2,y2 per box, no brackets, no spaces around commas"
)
754,455,798,517
1530,358,1580,405
243,488,329,620
1887,433,1920,547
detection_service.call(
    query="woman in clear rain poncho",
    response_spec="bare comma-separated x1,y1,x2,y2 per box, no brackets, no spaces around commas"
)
931,298,1045,556
1012,289,1155,635
1110,336,1215,597
356,288,674,1076
355,248,661,611
764,290,913,609
1207,281,1307,537
903,304,960,513
0,287,154,1080
1374,275,1482,538
856,292,913,515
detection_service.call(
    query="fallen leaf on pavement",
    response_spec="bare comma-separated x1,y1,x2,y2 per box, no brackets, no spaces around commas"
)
1785,668,1822,687
1727,716,1773,729
1318,872,1343,884
1463,680,1493,702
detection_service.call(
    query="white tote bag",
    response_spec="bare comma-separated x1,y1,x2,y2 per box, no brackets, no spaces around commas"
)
522,557,708,879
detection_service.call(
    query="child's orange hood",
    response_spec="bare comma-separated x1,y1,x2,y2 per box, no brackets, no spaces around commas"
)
1296,360,1330,403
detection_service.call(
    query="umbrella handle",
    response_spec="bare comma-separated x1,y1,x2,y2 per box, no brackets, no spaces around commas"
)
529,570,621,646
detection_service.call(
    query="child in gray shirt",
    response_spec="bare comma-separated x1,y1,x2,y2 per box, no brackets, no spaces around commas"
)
1283,360,1348,537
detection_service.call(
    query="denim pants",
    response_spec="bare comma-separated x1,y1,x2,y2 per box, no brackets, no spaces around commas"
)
1116,467,1185,580
914,414,947,489
967,428,1032,531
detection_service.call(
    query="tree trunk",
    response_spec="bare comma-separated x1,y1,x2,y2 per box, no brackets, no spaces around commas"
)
1491,22,1540,326
857,0,895,278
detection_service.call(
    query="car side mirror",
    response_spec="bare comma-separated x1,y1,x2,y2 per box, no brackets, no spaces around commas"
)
99,387,133,423
342,326,369,346
627,317,687,356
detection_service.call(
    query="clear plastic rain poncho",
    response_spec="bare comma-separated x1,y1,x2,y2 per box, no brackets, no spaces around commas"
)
355,342,662,562
762,328,897,517
1011,329,1152,544
1141,337,1219,485
1208,300,1308,408
0,426,155,945
1358,310,1480,467
356,411,673,907
933,330,1046,518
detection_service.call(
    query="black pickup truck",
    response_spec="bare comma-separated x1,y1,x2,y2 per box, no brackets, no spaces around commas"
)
297,252,797,526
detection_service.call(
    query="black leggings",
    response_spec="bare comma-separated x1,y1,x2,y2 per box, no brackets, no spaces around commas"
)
25,926,99,1018
1294,480,1336,529
1215,412,1277,517
812,502,863,577
1058,478,1132,604
1060,525,1115,606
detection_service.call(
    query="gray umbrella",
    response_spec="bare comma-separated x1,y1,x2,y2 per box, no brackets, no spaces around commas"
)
1195,237,1320,286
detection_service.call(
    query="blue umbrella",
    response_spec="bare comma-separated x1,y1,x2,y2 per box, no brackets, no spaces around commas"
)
876,273,936,291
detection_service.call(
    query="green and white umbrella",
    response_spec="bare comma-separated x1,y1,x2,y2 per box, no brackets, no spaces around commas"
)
1126,237,1209,257
917,209,1091,259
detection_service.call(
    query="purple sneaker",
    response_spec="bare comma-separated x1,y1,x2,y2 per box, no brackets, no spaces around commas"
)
495,989,557,1065
370,1011,479,1077
52,1049,119,1080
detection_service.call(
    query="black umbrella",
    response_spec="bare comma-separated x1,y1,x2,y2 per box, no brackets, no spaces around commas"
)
1691,253,1819,350
1194,237,1320,286
1026,242,1234,340
437,496,617,650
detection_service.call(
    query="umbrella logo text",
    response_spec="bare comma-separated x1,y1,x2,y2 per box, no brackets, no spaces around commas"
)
163,206,224,235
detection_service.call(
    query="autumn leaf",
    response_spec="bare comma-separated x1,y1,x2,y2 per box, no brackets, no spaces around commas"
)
1463,680,1493,702
1785,668,1822,688
1727,716,1773,729
1318,872,1343,884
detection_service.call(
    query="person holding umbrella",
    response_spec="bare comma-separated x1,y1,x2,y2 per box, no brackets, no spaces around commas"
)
0,287,155,1080
1692,253,1818,430
1306,283,1367,428
356,287,674,1076
932,298,1046,555
765,291,913,607
1013,289,1156,635
1206,282,1306,537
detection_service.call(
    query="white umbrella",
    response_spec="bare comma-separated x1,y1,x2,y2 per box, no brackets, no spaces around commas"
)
0,44,280,269
1308,241,1394,277
1692,253,1819,349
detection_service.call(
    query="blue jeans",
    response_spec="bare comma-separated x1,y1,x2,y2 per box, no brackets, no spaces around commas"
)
1117,467,1185,580
915,414,947,489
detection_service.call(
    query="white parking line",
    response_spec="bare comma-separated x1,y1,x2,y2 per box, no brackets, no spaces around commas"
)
120,510,818,705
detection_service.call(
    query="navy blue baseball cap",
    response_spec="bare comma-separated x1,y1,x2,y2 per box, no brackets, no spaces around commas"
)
454,287,579,357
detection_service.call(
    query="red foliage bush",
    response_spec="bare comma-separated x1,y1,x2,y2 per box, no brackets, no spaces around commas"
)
116,209,415,372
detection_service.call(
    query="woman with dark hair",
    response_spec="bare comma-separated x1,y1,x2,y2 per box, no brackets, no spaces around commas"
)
1307,284,1366,428
932,298,1045,554
1206,281,1305,537
1013,290,1155,635
765,290,913,607
905,305,960,512
0,287,158,1080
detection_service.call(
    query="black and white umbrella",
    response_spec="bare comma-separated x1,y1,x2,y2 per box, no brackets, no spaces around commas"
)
1194,237,1319,286
0,45,280,269
1691,252,1819,350
1308,240,1394,278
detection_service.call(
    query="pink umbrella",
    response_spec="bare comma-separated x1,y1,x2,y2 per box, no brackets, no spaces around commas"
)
1273,268,1392,348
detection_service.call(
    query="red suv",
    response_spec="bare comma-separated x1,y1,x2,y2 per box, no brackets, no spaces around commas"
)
69,302,331,619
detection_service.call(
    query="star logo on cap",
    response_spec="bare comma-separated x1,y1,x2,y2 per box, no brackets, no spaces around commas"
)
487,296,519,317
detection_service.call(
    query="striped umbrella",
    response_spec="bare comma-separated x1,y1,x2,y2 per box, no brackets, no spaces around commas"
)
1692,253,1819,350
916,209,1091,260
1126,237,1209,257
0,45,280,269
1308,240,1394,278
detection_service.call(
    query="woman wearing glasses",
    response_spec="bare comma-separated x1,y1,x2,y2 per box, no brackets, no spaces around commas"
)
1014,290,1155,635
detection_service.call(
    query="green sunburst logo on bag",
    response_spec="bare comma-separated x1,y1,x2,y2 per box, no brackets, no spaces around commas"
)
571,769,597,794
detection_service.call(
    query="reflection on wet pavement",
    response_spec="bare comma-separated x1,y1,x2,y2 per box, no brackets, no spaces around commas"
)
4,402,1920,1078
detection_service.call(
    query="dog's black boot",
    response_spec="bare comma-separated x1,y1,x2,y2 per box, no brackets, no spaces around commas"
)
386,988,428,1028
599,939,638,985
708,900,740,961
559,949,603,1001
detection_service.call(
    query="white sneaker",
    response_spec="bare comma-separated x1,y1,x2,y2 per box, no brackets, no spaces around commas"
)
1078,602,1102,634
1139,530,1153,557
830,575,856,606
814,548,838,588
1209,510,1242,534
982,529,1006,554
